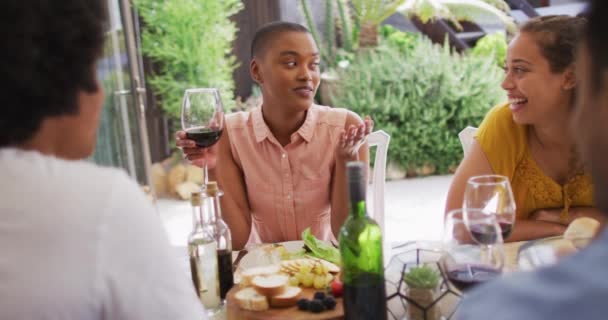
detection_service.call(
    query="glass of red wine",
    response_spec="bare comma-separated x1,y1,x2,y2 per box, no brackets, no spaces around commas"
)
464,175,516,241
181,88,224,188
442,209,504,293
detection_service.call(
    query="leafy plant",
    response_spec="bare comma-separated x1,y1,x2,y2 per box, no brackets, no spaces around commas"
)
299,0,359,69
135,0,243,124
332,30,506,174
471,32,508,66
351,0,408,47
404,266,440,289
397,0,516,34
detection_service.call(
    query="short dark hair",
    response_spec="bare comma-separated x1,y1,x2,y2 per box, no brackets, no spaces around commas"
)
0,0,107,147
585,0,608,93
520,15,587,73
250,21,311,59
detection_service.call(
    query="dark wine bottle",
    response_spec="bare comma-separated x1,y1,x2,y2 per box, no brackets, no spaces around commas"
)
204,181,234,301
339,162,387,320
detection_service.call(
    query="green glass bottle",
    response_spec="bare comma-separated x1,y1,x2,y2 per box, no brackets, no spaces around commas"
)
339,162,387,320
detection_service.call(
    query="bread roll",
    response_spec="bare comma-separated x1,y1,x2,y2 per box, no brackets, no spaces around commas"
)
252,274,288,297
550,239,578,258
269,286,302,308
240,265,281,287
564,217,600,249
234,287,269,311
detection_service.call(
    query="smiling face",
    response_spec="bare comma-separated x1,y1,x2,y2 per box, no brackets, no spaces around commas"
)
250,31,320,113
502,32,576,125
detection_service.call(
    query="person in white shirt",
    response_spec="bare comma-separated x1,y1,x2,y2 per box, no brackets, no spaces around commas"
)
458,2,608,319
0,1,205,319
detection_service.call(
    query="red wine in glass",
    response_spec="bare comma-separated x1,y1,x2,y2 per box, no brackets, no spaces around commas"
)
468,223,498,245
447,264,501,292
186,127,223,148
498,220,513,240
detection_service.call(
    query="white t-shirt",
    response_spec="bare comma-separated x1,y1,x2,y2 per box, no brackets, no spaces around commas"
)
0,148,206,320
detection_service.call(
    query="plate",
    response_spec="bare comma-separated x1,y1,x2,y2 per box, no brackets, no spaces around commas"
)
233,241,306,284
238,241,306,270
517,236,577,271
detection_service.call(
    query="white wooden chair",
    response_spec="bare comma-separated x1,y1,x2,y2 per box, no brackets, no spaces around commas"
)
458,126,478,157
366,130,390,263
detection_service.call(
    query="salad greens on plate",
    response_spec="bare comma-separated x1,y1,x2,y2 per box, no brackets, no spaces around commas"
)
302,228,341,265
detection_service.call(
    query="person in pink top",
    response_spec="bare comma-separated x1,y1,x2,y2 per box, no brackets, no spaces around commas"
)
177,21,372,249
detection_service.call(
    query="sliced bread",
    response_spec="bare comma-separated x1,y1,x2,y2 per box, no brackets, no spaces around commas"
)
240,264,281,287
234,287,269,311
252,274,288,297
269,286,303,308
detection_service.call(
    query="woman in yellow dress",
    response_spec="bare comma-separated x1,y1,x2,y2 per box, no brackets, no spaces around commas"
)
446,15,604,242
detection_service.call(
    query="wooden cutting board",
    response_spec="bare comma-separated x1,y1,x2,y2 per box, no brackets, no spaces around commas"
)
226,286,344,320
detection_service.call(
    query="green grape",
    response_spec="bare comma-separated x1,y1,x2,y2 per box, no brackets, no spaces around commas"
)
313,274,326,289
302,272,315,287
289,276,299,286
295,272,306,283
300,264,312,274
321,263,329,275
313,263,324,275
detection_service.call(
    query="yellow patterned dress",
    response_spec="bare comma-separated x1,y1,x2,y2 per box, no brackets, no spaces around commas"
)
476,103,594,221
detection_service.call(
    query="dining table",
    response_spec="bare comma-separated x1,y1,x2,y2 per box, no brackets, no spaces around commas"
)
186,238,536,320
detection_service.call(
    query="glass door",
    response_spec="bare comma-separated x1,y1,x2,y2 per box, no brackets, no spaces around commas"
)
94,0,153,193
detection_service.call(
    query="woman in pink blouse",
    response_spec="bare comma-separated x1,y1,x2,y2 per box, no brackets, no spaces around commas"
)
177,22,372,249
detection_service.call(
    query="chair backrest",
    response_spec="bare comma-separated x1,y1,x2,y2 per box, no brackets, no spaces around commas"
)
458,126,478,157
366,130,390,237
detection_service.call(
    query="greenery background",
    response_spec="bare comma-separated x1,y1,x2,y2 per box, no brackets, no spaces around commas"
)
332,27,506,174
135,0,243,125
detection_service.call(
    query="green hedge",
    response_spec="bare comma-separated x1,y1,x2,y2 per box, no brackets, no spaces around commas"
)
332,30,506,174
135,0,243,122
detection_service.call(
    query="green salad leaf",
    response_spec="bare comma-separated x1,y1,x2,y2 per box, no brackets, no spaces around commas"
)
302,228,341,265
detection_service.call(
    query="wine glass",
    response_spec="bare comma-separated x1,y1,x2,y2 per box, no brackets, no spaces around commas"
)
442,209,504,293
181,88,224,188
464,175,516,241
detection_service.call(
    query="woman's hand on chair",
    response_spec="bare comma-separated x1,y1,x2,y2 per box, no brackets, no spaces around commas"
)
336,116,373,160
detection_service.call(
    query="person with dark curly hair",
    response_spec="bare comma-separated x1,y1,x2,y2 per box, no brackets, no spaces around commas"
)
0,1,205,318
458,2,608,319
446,15,604,242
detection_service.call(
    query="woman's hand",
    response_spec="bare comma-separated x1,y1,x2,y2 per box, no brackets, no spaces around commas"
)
175,131,219,169
336,116,374,160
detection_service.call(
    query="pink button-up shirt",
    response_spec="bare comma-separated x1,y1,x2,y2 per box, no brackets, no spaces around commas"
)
225,104,347,244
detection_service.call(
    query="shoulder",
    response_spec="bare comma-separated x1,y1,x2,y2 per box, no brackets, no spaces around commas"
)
0,148,149,225
225,109,252,130
475,103,526,175
314,104,361,128
460,246,608,320
458,271,557,320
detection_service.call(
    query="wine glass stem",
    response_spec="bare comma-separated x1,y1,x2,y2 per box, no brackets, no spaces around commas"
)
481,244,494,264
203,163,208,187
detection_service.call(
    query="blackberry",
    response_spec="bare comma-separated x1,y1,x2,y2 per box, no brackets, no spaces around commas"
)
309,299,325,313
313,291,326,300
323,296,337,310
296,298,310,311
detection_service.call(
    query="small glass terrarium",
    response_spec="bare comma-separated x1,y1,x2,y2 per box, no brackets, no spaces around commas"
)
385,248,462,320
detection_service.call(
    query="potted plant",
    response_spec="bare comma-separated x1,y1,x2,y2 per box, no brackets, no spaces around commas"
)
403,265,441,320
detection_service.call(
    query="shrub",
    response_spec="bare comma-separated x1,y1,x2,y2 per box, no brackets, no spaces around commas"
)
471,32,508,67
332,31,506,174
135,0,243,123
